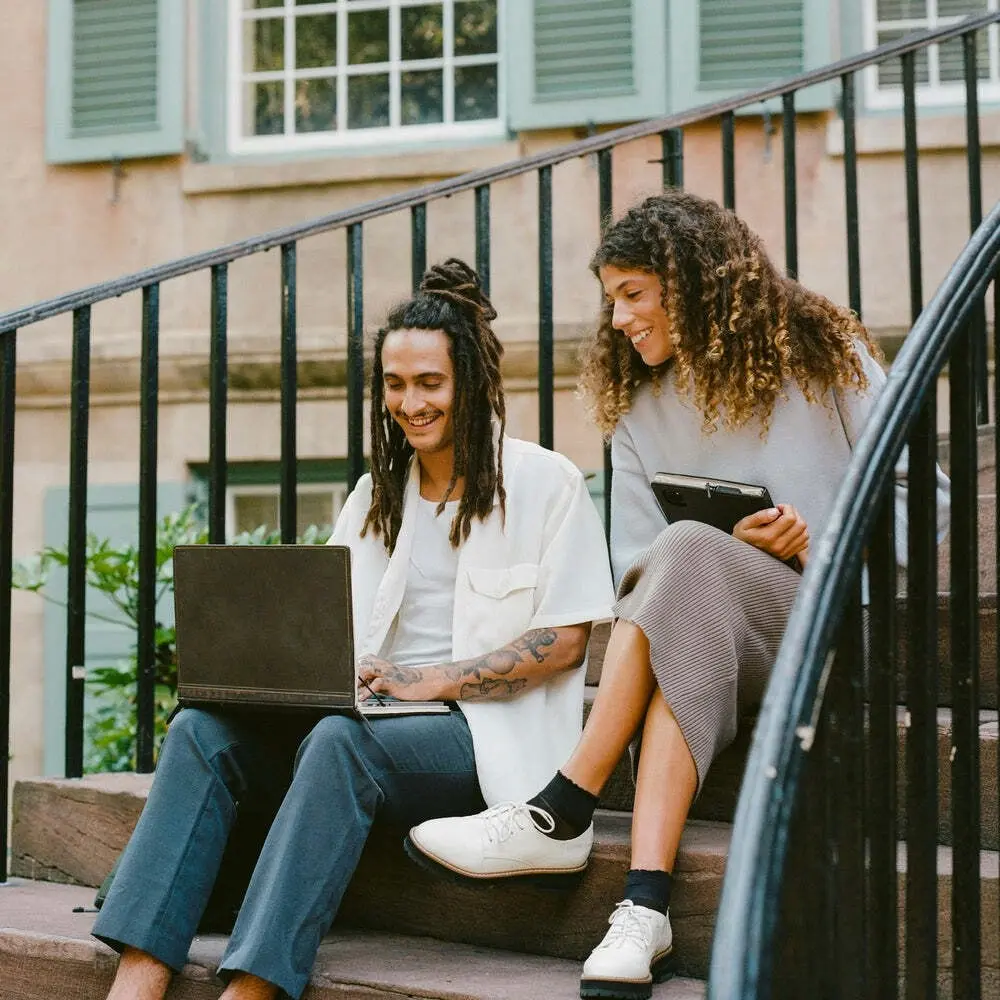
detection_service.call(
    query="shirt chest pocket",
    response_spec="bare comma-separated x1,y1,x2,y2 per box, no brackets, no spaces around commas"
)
464,563,540,646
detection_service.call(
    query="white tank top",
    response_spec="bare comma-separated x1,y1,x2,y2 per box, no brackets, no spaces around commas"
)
382,498,460,668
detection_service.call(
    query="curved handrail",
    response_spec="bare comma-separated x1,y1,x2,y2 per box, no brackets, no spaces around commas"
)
707,198,1000,998
1,12,998,335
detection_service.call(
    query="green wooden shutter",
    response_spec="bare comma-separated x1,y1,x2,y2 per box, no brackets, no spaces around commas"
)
46,0,185,164
669,0,834,114
506,0,669,130
42,482,186,774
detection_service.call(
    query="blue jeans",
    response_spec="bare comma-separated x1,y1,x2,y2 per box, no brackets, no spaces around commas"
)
92,707,484,998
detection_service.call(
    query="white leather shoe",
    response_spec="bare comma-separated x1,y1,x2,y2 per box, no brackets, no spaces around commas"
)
579,900,675,999
405,802,593,881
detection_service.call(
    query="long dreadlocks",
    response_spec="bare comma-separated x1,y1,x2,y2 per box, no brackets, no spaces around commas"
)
362,258,507,553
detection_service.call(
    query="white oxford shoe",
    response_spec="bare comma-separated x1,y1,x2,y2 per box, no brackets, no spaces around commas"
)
579,900,675,999
405,802,593,882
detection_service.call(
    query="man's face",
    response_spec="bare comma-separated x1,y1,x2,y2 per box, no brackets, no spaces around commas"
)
381,328,456,457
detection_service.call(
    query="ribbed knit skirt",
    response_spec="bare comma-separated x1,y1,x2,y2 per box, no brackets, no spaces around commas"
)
613,520,802,792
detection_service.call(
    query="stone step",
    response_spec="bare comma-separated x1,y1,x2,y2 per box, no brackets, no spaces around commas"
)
586,593,999,709
8,773,729,977
0,879,706,1000
593,695,999,850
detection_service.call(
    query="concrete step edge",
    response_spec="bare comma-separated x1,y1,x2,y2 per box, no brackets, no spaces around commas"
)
0,879,708,1000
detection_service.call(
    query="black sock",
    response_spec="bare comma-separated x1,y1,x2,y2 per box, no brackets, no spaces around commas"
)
624,869,673,915
528,771,600,840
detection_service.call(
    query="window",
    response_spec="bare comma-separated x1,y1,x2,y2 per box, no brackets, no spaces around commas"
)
864,0,1000,108
228,0,503,153
228,483,348,539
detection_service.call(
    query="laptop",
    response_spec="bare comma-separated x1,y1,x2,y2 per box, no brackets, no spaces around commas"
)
173,544,450,717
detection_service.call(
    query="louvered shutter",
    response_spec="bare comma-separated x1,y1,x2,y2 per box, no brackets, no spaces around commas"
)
669,0,834,114
46,0,185,164
505,0,669,130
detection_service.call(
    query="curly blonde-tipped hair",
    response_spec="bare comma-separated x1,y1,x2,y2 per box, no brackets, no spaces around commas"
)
580,190,881,437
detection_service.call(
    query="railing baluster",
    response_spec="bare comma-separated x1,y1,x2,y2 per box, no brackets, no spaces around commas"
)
866,491,898,998
136,286,160,773
411,203,427,294
842,73,862,318
830,580,868,998
65,307,90,779
475,185,491,296
280,244,297,543
963,31,988,425
950,313,982,999
721,112,736,210
347,224,365,491
782,92,798,279
0,330,16,882
598,148,613,540
903,52,923,325
209,264,228,545
538,167,554,451
906,388,939,1000
662,128,684,189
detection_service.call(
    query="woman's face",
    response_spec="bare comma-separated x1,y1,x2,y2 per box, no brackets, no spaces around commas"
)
598,265,674,367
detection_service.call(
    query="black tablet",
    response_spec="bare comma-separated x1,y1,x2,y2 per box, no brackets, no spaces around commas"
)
650,472,774,536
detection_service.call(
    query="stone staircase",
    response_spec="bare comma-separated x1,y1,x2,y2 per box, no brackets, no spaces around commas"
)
2,432,999,998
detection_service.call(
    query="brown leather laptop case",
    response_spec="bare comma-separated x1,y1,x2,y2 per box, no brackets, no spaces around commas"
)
173,544,355,710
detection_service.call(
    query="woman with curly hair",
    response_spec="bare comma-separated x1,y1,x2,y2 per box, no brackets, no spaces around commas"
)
407,191,940,999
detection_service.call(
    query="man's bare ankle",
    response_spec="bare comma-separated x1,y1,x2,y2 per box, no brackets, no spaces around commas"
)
106,947,172,1000
220,972,280,999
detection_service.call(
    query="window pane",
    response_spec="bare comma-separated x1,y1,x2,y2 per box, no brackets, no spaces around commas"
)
454,63,498,120
233,494,279,535
454,1,497,56
877,0,927,18
348,9,389,64
296,14,337,69
297,493,334,536
296,77,337,131
251,17,284,71
402,5,444,60
348,73,390,127
938,0,987,16
876,31,930,86
938,31,990,82
245,0,282,8
295,0,332,4
246,80,284,135
401,69,444,124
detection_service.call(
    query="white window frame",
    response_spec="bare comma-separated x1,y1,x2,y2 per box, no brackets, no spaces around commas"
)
227,0,506,154
225,482,349,540
863,0,1000,109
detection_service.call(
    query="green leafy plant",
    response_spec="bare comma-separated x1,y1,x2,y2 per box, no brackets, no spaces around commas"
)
13,507,331,773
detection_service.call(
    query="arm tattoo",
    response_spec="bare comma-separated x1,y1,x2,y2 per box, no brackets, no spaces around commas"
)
459,677,529,701
443,628,558,683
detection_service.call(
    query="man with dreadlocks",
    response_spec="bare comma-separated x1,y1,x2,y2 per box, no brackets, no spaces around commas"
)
93,258,614,1000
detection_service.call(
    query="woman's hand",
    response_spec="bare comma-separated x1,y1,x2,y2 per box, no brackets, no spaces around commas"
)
357,654,444,702
733,503,810,564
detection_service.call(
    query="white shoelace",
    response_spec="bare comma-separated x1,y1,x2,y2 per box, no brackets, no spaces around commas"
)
596,900,657,951
481,802,556,845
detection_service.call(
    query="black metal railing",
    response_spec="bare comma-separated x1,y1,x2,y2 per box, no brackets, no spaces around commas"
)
0,18,997,944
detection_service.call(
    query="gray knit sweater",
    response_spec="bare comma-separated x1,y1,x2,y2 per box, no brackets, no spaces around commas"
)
609,342,950,586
